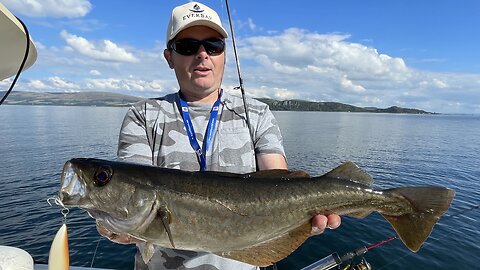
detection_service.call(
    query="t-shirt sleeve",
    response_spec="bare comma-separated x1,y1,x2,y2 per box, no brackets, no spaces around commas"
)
117,102,155,165
253,105,285,157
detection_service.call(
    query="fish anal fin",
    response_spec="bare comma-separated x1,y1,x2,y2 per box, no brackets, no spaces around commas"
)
218,222,311,266
383,214,427,252
323,161,373,186
382,187,455,252
249,169,311,179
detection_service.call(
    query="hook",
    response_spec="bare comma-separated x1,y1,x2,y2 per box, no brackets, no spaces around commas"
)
47,196,69,223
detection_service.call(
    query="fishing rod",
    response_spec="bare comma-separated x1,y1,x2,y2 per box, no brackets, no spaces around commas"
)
0,16,30,106
223,0,256,154
300,237,397,270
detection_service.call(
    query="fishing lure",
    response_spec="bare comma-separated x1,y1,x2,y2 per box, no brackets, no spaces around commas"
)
47,197,70,270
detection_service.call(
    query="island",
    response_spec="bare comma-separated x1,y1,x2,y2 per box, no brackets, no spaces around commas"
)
1,91,434,114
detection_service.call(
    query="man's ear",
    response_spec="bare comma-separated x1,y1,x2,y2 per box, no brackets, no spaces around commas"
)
164,49,174,69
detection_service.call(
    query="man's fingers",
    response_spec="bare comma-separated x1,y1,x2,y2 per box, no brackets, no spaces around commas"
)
311,215,328,235
327,214,341,229
311,214,342,235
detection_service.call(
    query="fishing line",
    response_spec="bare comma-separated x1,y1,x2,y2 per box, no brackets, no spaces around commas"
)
90,238,102,268
442,203,480,222
221,0,256,163
376,203,480,270
0,16,30,106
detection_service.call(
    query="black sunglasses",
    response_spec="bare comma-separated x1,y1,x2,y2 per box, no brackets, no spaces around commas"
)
168,38,225,56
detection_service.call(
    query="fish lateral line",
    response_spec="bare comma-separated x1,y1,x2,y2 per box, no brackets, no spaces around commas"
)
213,198,248,216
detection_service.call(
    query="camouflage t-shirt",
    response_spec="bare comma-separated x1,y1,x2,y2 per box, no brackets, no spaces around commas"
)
117,90,285,269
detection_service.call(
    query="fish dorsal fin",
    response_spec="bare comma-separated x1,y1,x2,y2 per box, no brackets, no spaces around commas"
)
248,169,311,179
323,161,373,186
217,222,311,266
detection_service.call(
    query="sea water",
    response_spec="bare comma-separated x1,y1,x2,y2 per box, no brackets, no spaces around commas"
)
0,105,478,269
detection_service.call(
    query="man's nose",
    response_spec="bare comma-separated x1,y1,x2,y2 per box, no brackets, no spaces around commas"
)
195,45,209,59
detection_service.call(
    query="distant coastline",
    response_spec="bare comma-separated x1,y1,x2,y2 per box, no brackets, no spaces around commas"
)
1,91,434,114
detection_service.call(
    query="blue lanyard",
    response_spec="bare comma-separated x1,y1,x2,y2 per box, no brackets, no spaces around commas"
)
179,90,222,171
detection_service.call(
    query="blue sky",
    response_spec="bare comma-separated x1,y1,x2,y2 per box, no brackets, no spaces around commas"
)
2,0,480,113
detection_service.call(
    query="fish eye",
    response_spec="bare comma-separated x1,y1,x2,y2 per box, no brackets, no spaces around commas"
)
94,166,113,186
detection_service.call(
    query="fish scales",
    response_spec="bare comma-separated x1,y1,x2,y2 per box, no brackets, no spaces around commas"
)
59,158,454,266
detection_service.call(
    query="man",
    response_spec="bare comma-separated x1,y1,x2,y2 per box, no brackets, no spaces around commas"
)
118,2,340,269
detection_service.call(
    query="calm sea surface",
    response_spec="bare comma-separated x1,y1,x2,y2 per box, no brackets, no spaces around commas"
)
0,105,479,270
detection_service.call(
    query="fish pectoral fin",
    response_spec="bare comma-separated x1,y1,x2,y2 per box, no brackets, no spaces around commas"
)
139,242,156,264
382,186,455,252
217,222,311,267
158,207,175,248
323,161,373,186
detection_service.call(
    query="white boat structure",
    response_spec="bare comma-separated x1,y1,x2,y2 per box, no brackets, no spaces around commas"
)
0,2,36,81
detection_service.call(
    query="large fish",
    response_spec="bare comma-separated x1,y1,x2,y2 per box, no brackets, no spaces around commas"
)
59,158,454,266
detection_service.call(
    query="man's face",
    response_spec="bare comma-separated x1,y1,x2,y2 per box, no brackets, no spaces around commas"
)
164,26,226,101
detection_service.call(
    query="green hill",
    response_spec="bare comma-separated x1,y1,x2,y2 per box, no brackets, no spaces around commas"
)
257,98,432,114
1,91,433,114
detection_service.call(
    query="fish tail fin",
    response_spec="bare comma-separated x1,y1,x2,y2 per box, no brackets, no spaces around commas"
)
381,187,455,252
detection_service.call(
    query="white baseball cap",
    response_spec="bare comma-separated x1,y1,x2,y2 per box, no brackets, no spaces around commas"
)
166,1,228,45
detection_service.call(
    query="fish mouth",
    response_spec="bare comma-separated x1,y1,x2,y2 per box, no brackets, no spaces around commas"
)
59,160,86,205
86,199,158,234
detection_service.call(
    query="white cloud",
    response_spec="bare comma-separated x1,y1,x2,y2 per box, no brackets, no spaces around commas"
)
48,76,80,90
247,18,257,31
240,28,409,82
340,75,366,93
0,78,13,87
223,28,480,113
28,80,49,89
419,78,448,89
229,18,262,33
60,30,139,63
226,85,299,100
85,78,164,92
12,25,480,114
2,0,91,18
89,70,101,76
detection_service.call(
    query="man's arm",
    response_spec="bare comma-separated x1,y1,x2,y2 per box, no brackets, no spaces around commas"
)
256,153,287,170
